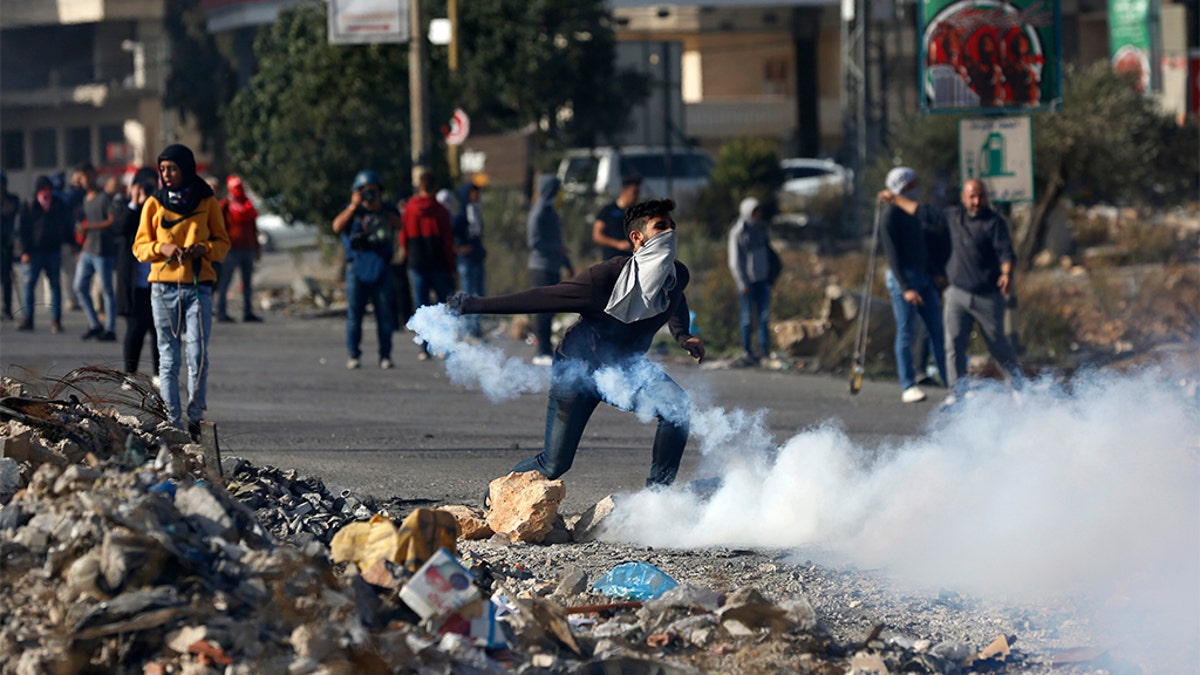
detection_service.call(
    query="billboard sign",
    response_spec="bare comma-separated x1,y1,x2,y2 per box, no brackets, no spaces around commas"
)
921,0,1062,114
1108,0,1153,94
959,115,1034,203
328,0,408,45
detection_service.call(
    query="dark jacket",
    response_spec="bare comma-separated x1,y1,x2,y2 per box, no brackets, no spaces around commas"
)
526,175,566,272
881,205,933,290
452,183,486,265
114,200,144,316
400,195,455,272
918,204,1014,294
17,196,73,255
461,256,694,368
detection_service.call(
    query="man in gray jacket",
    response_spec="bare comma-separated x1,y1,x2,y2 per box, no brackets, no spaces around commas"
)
527,174,574,365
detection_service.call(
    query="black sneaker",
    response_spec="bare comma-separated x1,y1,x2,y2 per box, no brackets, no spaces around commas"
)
81,326,103,341
16,321,33,332
98,330,118,342
242,314,263,323
216,314,236,323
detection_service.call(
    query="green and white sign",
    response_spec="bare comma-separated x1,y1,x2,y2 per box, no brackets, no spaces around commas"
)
1108,0,1153,93
959,115,1034,202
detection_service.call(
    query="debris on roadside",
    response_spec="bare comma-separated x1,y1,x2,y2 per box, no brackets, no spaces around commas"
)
0,369,1093,673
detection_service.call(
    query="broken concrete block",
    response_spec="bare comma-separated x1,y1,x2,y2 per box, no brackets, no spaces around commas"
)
439,505,493,540
572,494,616,542
52,464,102,495
290,623,336,661
552,566,589,598
484,471,565,544
718,587,793,634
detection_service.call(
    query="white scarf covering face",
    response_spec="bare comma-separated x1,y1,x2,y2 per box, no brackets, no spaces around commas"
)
604,230,678,323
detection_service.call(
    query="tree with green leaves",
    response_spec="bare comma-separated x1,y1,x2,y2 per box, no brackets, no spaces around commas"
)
454,0,648,155
694,138,784,238
227,1,645,226
226,4,413,227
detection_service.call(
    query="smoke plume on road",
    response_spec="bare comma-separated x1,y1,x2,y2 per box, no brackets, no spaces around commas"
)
605,370,1199,665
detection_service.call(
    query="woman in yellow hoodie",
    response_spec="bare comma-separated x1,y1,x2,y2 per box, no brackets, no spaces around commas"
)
133,144,230,434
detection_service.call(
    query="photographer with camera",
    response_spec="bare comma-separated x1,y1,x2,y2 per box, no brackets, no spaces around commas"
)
333,170,401,370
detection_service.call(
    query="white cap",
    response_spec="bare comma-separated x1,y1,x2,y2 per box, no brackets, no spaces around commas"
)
886,167,917,194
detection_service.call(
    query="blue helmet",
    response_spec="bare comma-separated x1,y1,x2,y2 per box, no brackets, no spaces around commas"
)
352,170,383,192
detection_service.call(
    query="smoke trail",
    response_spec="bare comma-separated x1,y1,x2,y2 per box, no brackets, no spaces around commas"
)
407,305,549,402
407,305,693,421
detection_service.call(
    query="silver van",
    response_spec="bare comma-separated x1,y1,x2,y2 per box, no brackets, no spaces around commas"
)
557,146,714,209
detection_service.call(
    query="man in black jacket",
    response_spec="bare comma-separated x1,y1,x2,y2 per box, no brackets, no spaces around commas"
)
17,176,74,332
452,199,705,489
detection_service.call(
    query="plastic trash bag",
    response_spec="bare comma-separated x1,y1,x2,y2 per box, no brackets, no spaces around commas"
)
592,561,679,600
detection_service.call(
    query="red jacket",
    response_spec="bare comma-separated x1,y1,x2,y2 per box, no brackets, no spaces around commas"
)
221,195,259,250
400,194,455,272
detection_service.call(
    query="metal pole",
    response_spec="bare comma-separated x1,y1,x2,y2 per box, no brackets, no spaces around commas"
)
447,0,460,180
409,0,430,186
662,41,673,197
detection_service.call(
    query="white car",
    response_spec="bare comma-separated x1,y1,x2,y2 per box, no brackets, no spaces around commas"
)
557,146,715,209
779,158,852,200
256,212,321,251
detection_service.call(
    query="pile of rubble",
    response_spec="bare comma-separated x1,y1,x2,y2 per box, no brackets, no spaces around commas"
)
2,369,1114,674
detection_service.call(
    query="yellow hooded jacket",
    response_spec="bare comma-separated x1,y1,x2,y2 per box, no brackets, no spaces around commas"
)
133,194,231,284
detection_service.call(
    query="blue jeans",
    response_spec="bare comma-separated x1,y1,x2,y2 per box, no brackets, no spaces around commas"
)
886,269,948,391
151,283,213,427
512,357,690,487
457,259,485,337
74,252,116,332
21,251,62,324
216,248,256,319
739,280,772,357
346,270,394,360
410,266,454,309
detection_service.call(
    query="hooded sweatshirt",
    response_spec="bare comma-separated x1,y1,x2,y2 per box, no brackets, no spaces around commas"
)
132,145,231,284
527,175,566,272
727,197,771,292
400,192,455,272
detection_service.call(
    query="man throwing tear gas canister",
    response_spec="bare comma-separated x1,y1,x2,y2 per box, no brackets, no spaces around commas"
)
449,199,705,494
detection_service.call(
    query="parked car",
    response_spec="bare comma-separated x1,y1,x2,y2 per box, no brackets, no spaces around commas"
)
557,145,715,209
779,157,853,200
775,158,853,228
256,212,321,251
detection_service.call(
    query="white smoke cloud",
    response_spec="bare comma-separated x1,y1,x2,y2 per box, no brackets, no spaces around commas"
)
603,371,1199,668
410,303,1199,665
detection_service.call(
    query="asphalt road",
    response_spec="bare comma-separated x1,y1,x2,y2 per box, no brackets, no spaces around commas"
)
1,298,936,513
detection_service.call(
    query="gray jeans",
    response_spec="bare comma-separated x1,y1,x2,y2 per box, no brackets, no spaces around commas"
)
943,285,1022,392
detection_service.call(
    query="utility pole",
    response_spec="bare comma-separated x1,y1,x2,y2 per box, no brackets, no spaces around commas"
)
409,0,431,186
447,0,460,180
841,0,869,237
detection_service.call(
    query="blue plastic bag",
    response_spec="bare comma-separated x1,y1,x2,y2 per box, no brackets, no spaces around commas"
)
591,561,679,600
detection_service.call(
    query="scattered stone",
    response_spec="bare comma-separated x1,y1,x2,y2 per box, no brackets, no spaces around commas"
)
572,494,616,542
484,471,565,544
439,504,493,540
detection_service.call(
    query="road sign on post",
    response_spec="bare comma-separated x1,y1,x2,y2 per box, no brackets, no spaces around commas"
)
959,115,1034,202
444,108,470,146
328,0,408,45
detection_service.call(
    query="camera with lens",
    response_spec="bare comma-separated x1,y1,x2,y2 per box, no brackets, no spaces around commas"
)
349,212,388,252
360,188,379,204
